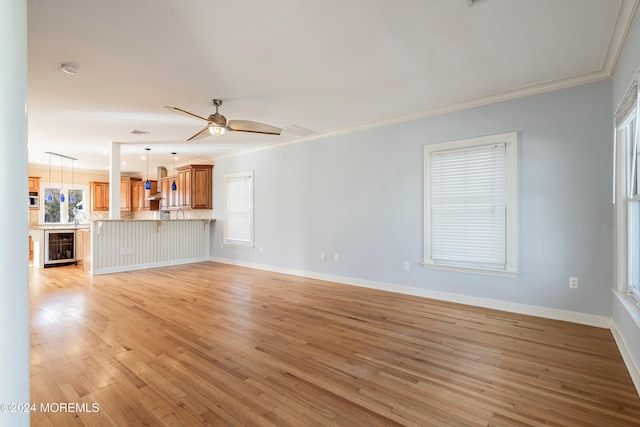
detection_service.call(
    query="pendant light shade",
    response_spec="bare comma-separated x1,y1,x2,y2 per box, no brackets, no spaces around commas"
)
70,159,76,203
145,148,151,190
59,157,65,203
171,152,177,191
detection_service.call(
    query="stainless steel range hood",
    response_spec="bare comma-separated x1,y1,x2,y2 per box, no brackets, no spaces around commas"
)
144,192,163,201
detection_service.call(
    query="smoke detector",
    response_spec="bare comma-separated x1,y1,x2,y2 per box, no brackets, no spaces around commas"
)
59,63,78,75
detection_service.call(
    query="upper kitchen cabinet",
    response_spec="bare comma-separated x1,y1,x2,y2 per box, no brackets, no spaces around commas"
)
90,178,142,212
175,165,213,210
160,176,179,209
120,177,141,211
28,176,40,193
131,179,160,211
89,181,109,211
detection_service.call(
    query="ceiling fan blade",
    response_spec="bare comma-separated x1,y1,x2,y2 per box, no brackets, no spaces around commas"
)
165,106,209,122
186,125,212,141
228,120,281,135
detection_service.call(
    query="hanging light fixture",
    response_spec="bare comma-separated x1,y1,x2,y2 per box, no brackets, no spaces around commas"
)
59,156,65,203
171,152,177,191
144,148,151,190
70,159,76,203
46,153,53,202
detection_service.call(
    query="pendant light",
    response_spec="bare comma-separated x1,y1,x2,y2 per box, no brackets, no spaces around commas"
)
171,152,177,191
144,148,151,190
59,157,65,203
70,159,76,203
46,153,53,202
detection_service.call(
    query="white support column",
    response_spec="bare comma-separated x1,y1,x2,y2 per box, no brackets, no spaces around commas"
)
0,1,30,426
109,142,121,219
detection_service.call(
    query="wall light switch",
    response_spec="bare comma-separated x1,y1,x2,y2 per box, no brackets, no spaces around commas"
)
320,252,325,261
334,253,339,262
404,261,410,270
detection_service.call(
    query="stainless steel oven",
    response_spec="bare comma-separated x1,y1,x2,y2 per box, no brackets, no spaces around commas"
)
44,230,77,267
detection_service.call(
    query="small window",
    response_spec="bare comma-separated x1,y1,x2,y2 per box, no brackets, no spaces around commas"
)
43,187,85,224
223,171,254,248
424,132,518,276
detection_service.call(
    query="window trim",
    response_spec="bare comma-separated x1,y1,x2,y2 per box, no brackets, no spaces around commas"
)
423,132,518,277
39,183,88,225
222,171,254,249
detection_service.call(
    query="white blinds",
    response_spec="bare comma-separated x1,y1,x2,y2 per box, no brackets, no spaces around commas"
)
224,172,252,246
429,143,507,269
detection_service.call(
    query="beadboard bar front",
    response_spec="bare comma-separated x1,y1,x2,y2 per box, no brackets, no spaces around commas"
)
90,220,212,275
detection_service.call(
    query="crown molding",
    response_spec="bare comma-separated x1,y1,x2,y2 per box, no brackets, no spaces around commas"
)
605,0,640,75
212,69,612,162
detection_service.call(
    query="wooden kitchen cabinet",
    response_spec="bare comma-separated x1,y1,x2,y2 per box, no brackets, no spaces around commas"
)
160,176,179,209
91,178,141,211
175,165,212,210
89,181,109,211
119,177,140,211
131,180,159,211
28,176,41,193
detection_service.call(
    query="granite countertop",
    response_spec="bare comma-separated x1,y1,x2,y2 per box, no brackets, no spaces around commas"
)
29,223,91,230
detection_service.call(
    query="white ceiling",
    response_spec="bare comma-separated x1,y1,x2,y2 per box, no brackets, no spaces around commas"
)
27,0,638,175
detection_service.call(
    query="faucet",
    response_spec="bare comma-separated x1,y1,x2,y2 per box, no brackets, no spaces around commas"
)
72,207,87,226
176,209,185,220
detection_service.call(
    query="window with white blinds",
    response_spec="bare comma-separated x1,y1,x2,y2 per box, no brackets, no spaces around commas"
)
424,132,517,276
223,171,253,248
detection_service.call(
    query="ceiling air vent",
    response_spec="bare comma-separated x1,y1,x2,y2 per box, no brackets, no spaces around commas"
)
130,129,150,136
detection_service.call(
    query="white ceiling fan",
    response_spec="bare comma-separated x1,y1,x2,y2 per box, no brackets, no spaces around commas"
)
165,99,281,141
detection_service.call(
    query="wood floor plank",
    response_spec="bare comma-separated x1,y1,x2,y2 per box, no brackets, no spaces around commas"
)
29,262,640,426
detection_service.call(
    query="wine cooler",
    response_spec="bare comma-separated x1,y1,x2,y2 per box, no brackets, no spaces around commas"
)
44,230,77,267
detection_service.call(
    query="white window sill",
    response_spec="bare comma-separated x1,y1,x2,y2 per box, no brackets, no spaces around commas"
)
223,243,254,250
421,262,518,278
613,290,640,329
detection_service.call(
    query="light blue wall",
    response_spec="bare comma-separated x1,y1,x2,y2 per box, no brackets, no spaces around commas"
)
212,79,613,317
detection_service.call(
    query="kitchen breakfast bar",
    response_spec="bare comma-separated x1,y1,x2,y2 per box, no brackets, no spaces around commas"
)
29,219,213,275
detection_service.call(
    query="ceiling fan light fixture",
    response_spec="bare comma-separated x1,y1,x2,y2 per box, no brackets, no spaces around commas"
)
209,124,226,136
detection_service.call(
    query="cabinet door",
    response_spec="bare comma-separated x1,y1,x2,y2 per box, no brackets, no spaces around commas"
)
28,177,40,193
192,168,211,209
160,179,169,209
178,169,191,207
92,182,109,211
120,180,130,211
131,183,140,211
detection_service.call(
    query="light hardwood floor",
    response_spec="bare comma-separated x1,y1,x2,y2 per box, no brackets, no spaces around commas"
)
30,262,640,426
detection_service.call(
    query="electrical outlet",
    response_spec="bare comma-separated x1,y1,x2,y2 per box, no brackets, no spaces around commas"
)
334,253,339,262
569,276,578,289
404,261,410,270
320,252,325,261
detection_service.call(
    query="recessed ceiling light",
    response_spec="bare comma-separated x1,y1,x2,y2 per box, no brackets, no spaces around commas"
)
59,63,78,75
130,129,150,136
121,161,127,165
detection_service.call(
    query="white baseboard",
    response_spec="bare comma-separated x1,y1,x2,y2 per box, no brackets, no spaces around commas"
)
611,321,640,396
92,257,209,276
209,257,612,328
